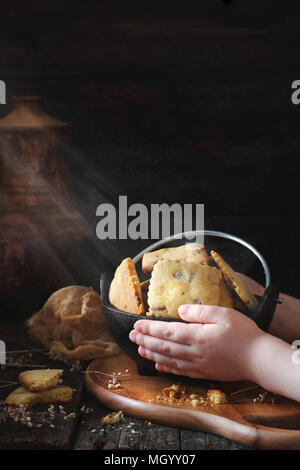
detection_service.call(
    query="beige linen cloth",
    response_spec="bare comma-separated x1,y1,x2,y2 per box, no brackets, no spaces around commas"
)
27,286,120,361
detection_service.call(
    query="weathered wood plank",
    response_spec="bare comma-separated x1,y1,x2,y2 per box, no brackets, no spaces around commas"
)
180,429,207,450
204,432,251,450
0,326,84,450
118,419,180,450
73,389,181,450
72,390,121,450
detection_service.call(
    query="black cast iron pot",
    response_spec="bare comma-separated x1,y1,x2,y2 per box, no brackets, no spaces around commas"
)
101,273,280,376
100,231,281,376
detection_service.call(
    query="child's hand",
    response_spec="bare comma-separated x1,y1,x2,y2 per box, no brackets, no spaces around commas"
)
129,305,266,382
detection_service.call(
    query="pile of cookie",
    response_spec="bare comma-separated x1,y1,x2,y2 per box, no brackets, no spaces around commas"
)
4,369,73,407
109,243,259,319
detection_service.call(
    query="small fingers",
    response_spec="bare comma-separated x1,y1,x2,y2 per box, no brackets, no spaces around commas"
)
133,319,197,345
129,330,192,359
138,346,195,371
179,304,232,324
155,363,207,379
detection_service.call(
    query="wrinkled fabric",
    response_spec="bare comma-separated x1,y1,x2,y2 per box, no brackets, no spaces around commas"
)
27,286,120,361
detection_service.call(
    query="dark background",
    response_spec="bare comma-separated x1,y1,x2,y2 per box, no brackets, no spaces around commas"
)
1,0,300,316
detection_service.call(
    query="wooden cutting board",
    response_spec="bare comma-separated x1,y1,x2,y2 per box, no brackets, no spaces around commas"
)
85,353,300,450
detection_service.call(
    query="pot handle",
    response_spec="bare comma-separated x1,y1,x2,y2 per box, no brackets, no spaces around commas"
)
132,230,271,288
252,283,282,331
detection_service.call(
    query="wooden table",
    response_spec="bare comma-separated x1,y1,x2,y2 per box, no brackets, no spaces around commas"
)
0,324,250,450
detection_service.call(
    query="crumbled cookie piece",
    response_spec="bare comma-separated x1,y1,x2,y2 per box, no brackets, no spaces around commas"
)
190,398,205,407
163,384,182,398
156,384,227,408
207,389,227,404
161,384,187,404
100,410,124,425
